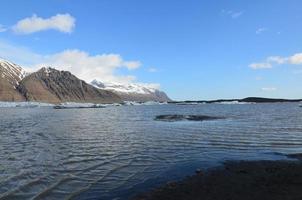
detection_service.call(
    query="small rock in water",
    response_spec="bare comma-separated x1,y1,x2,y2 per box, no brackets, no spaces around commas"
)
154,114,223,122
166,181,177,188
195,169,203,175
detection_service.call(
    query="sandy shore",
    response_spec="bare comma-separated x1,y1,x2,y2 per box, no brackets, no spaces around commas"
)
134,154,302,200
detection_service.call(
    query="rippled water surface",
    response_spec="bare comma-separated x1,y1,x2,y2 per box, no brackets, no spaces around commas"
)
1,103,302,199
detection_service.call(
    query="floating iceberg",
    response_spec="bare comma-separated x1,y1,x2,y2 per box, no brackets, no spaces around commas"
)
214,101,253,105
123,101,168,106
53,102,106,109
0,101,167,109
0,101,54,108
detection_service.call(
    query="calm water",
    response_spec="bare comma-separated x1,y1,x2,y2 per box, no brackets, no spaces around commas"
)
1,103,302,199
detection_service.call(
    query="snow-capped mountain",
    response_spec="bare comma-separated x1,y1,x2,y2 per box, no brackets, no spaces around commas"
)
0,59,26,101
91,80,171,102
0,58,171,103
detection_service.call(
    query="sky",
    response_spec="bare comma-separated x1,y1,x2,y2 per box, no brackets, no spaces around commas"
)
0,0,302,100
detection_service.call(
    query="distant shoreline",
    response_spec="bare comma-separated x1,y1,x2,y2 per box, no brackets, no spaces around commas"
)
1,97,302,105
134,154,302,200
169,97,302,104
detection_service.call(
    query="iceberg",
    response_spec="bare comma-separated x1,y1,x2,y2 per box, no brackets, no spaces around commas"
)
0,101,54,108
53,102,106,109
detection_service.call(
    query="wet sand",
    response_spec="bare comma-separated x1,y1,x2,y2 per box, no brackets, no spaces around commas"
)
134,154,302,200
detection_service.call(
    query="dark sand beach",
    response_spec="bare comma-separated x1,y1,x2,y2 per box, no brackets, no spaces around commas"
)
134,154,302,200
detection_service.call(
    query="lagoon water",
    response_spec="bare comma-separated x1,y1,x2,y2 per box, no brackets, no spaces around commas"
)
1,103,302,199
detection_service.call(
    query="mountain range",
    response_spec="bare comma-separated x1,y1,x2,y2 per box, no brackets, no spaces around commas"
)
0,59,171,103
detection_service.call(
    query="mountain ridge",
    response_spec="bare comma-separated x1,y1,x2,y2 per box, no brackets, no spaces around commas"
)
17,67,122,103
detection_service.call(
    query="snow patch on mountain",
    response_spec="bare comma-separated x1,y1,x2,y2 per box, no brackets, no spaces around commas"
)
91,80,171,102
91,80,160,95
0,58,26,85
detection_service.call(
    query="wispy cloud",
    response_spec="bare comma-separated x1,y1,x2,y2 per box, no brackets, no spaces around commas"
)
266,56,287,64
0,24,7,32
148,68,158,73
256,27,268,34
249,52,302,70
123,61,141,70
255,76,263,81
12,13,75,34
231,11,244,19
221,9,244,19
0,40,43,66
261,87,277,92
249,62,272,69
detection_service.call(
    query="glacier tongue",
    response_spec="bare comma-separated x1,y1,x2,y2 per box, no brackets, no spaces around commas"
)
90,80,171,102
91,80,158,95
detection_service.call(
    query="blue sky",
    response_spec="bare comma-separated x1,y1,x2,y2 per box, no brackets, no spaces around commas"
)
0,0,302,100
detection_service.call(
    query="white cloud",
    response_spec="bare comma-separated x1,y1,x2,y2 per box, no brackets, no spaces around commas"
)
256,27,268,34
221,10,244,19
249,62,272,69
0,41,153,85
267,56,286,64
0,24,7,32
249,52,302,70
261,87,277,92
32,49,143,83
288,53,302,64
13,13,75,34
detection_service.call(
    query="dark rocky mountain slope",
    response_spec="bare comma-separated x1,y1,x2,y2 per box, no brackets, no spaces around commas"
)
17,67,122,104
